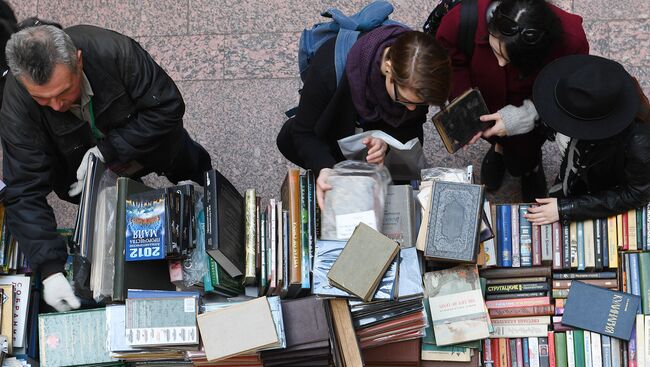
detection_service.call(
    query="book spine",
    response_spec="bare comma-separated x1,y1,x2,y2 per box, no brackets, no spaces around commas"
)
552,271,618,280
601,335,612,367
637,208,645,251
306,170,317,271
487,277,549,285
493,339,501,367
244,189,256,285
573,330,585,367
517,204,528,268
553,222,563,270
491,316,551,326
640,252,650,314
492,324,550,338
594,219,604,271
540,336,550,367
485,201,498,267
644,315,650,367
601,218,609,269
487,283,550,294
259,211,268,295
552,279,618,289
629,209,638,250
287,169,302,287
584,330,592,367
486,296,551,308
255,196,261,283
542,224,553,264
607,216,618,252
204,170,218,251
485,339,495,367
637,314,645,367
622,212,629,250
628,322,637,367
631,252,641,297
566,331,576,367
548,331,556,367
523,337,530,367
530,337,540,367
577,221,585,271
641,206,648,251
511,338,519,367
591,332,602,367
299,174,310,292
646,204,650,252
497,205,513,267
500,338,509,367
610,337,621,367
555,332,568,367
480,266,552,279
489,305,555,319
569,222,578,269
533,224,542,266
518,338,525,367
486,292,549,301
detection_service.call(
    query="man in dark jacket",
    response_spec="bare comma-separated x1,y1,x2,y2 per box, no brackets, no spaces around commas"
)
0,24,212,311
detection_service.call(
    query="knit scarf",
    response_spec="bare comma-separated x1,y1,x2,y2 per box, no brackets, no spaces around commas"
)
345,25,427,127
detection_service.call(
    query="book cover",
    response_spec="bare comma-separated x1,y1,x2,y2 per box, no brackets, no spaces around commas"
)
530,337,540,367
204,169,245,278
533,223,542,266
577,221,585,271
382,185,416,248
595,218,604,271
548,332,556,367
244,189,257,285
553,222,563,270
0,275,30,348
570,222,578,269
591,332,602,367
541,224,553,264
431,88,492,153
639,252,650,314
327,224,399,301
486,282,549,294
562,222,571,270
583,220,595,270
640,207,647,251
497,204,513,267
425,181,484,263
125,297,198,347
0,284,12,353
539,336,550,367
562,281,640,340
523,337,530,367
607,216,618,253
628,209,638,250
298,174,311,296
512,204,533,266
39,308,112,367
423,265,489,345
125,190,167,261
602,335,612,367
484,201,498,267
510,338,518,367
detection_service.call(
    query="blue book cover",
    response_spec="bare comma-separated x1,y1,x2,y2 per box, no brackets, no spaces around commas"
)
125,191,167,261
577,221,585,271
602,335,612,367
629,252,641,297
522,337,529,367
601,218,609,268
642,207,648,251
563,281,641,341
497,205,512,267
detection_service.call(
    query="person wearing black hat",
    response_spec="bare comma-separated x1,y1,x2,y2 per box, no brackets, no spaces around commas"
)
524,54,650,225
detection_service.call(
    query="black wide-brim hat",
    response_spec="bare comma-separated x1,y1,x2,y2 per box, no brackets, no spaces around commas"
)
533,54,639,140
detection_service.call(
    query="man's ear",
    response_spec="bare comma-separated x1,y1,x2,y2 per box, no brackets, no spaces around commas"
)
76,49,83,70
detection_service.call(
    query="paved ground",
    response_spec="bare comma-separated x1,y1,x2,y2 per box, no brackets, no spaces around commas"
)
4,0,649,228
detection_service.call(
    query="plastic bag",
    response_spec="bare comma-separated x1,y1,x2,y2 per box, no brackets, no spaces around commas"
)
420,165,472,183
90,169,118,302
180,188,208,288
320,161,391,240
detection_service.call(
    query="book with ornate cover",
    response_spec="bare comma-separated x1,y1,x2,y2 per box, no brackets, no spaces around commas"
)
125,297,198,347
425,181,484,262
423,264,489,346
432,88,492,153
204,169,245,278
125,190,168,262
327,223,399,302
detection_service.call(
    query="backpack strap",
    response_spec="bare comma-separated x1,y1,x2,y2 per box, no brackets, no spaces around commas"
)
458,0,478,60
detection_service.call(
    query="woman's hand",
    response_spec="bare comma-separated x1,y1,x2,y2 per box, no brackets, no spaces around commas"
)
466,112,507,146
524,198,559,225
316,168,333,210
363,137,388,164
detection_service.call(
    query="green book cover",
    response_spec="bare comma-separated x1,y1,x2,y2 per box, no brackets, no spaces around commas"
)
637,208,645,249
39,308,113,367
299,174,310,292
125,297,198,346
639,252,650,314
573,330,585,367
554,332,568,367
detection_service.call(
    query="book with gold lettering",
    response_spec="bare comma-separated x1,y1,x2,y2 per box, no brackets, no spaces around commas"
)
562,281,640,340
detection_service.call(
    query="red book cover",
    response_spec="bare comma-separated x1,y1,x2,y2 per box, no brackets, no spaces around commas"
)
489,305,555,319
516,338,524,367
485,296,551,310
623,211,629,250
492,338,501,367
552,222,562,270
532,224,542,266
506,338,512,367
548,331,556,367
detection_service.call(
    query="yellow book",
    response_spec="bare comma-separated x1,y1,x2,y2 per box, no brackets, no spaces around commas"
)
607,216,618,249
628,209,638,251
617,214,624,249
570,222,578,269
0,285,12,353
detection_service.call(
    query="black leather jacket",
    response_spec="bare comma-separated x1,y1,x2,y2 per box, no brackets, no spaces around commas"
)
552,121,650,222
0,25,186,278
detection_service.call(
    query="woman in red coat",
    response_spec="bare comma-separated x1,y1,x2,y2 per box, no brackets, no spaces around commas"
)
436,0,589,201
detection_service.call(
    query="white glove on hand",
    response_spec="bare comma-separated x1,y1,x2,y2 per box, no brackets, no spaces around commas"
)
42,272,81,312
68,146,104,197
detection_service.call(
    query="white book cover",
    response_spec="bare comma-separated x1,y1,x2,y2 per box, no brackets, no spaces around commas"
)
591,332,603,367
610,337,621,367
483,201,497,266
528,337,540,367
0,275,30,348
541,224,553,262
584,330,593,367
567,331,576,367
645,316,650,367
584,220,596,269
491,324,549,339
511,204,521,267
491,316,551,326
638,314,646,367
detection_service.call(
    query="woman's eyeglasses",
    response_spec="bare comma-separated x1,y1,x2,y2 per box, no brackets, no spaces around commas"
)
491,11,545,45
392,79,429,106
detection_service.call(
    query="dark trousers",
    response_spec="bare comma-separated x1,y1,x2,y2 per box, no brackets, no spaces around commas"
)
489,124,547,177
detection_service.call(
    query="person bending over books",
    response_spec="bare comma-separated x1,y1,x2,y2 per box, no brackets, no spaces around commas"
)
435,0,588,201
0,25,212,312
524,55,650,225
276,25,451,208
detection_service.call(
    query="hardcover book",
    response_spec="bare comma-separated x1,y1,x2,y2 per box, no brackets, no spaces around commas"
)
125,190,168,262
497,204,513,267
244,189,257,285
431,88,492,153
204,169,245,278
327,223,400,302
125,297,198,347
513,204,521,267
423,264,490,346
425,181,484,262
562,281,640,340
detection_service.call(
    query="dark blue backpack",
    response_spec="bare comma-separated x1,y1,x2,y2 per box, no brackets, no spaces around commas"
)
287,1,403,117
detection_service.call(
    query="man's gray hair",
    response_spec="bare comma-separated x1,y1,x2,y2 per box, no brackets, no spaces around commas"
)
5,25,77,85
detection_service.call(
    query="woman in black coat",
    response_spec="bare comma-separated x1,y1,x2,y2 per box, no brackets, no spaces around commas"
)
276,25,451,207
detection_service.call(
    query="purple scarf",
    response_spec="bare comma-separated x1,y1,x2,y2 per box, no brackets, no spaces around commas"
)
345,25,427,127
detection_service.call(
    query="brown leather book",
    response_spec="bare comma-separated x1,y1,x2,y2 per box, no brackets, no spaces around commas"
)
329,299,363,367
362,339,420,366
421,353,479,367
488,305,555,319
281,168,302,291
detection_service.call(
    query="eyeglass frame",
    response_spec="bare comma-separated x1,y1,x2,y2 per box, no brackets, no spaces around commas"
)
489,11,546,45
391,78,429,107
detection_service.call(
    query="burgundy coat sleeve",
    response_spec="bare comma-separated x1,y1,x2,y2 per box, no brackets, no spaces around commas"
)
435,4,473,101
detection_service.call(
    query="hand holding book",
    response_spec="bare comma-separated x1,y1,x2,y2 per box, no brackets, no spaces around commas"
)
525,198,559,225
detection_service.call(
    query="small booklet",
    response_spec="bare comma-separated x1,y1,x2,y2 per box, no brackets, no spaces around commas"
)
432,88,492,153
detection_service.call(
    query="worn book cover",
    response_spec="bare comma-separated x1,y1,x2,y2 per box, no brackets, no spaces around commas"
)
204,169,245,278
425,181,484,262
563,281,640,340
327,223,400,302
244,189,257,285
423,264,489,345
280,168,302,294
0,284,12,353
125,297,198,347
432,88,492,153
382,185,416,248
39,308,113,367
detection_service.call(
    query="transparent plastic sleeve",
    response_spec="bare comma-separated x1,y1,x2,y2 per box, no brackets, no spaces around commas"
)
90,169,118,302
181,189,208,288
420,165,472,183
320,161,391,240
